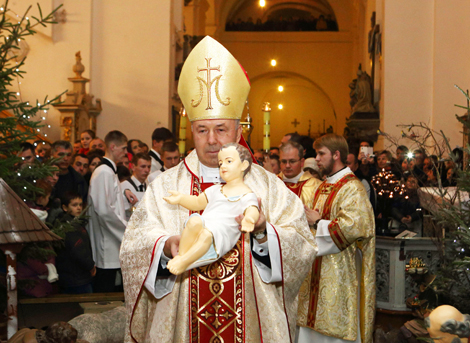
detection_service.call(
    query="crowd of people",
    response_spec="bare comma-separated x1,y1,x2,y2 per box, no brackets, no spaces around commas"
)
258,133,460,238
16,127,181,297
16,127,458,298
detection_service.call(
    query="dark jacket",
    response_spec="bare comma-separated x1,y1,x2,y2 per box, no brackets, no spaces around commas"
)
55,214,94,288
55,166,88,204
391,191,422,223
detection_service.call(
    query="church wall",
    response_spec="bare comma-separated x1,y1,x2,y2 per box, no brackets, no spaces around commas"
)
13,1,179,146
377,0,470,152
90,1,174,145
11,0,92,143
379,0,434,150
432,0,470,149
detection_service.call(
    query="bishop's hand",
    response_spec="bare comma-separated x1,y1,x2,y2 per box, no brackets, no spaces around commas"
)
163,235,180,258
163,190,182,205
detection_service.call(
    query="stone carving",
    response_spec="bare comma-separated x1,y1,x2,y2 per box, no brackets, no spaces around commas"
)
376,248,390,302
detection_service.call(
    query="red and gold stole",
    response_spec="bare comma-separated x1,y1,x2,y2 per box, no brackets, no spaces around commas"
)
188,175,245,343
306,173,357,328
279,177,308,198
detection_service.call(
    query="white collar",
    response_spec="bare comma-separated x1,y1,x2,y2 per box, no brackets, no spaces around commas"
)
199,162,223,183
326,166,352,183
282,171,303,183
103,157,116,169
131,175,147,186
150,149,161,158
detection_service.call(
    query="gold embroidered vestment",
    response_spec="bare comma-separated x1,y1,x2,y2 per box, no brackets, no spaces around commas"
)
297,172,376,343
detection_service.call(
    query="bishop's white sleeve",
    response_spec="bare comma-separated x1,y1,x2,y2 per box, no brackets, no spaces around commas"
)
90,171,127,241
316,220,341,256
251,223,282,283
144,236,177,299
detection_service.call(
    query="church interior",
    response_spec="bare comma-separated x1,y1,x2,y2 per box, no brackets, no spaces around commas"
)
2,0,470,342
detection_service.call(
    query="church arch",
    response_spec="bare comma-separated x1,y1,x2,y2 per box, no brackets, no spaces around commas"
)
245,71,337,149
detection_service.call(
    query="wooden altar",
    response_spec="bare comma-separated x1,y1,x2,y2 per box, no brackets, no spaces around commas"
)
53,52,102,142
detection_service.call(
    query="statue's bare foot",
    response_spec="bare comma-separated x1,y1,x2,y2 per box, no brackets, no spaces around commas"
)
167,256,190,275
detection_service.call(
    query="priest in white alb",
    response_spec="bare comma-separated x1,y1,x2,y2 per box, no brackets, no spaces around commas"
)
120,36,317,343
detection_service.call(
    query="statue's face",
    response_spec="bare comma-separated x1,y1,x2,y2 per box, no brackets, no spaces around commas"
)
218,146,246,183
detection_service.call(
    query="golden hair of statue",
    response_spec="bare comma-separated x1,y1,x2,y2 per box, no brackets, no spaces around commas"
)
177,36,251,122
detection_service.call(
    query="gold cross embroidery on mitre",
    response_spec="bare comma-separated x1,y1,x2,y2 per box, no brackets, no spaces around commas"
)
191,58,231,110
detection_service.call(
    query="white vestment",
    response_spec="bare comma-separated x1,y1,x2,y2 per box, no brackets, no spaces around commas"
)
149,149,163,173
87,158,127,269
121,176,147,220
120,151,318,342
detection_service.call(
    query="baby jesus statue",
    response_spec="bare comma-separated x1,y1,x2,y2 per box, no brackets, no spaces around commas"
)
163,142,260,275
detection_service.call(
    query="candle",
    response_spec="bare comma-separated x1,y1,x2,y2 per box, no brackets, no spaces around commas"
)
179,107,187,156
262,102,271,152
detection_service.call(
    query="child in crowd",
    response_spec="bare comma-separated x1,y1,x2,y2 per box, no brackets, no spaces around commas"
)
26,179,52,223
34,140,51,162
55,192,96,294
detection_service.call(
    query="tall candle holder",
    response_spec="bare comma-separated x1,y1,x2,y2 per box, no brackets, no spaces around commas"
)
262,102,271,153
179,107,187,156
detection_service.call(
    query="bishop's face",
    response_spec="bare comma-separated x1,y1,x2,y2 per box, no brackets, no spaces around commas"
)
191,119,242,168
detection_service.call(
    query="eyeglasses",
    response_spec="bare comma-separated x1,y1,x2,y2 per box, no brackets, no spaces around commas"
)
280,159,301,165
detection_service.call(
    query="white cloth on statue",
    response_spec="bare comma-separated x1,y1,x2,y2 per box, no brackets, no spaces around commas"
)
282,171,304,183
296,167,362,343
87,158,127,269
121,176,147,220
144,163,282,299
194,184,258,267
149,149,163,173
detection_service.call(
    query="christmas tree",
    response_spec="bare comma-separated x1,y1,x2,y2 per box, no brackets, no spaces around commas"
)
0,0,63,201
429,85,470,313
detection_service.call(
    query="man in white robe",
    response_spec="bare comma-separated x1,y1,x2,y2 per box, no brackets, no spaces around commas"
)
120,36,317,343
87,130,130,292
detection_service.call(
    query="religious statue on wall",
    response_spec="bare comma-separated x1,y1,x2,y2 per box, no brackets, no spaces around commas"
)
345,64,380,150
350,64,375,114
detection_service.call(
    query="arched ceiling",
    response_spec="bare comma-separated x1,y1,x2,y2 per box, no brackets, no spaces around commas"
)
217,0,352,33
226,0,336,22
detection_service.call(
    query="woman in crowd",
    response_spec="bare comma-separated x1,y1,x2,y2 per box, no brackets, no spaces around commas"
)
78,129,95,155
84,150,104,184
